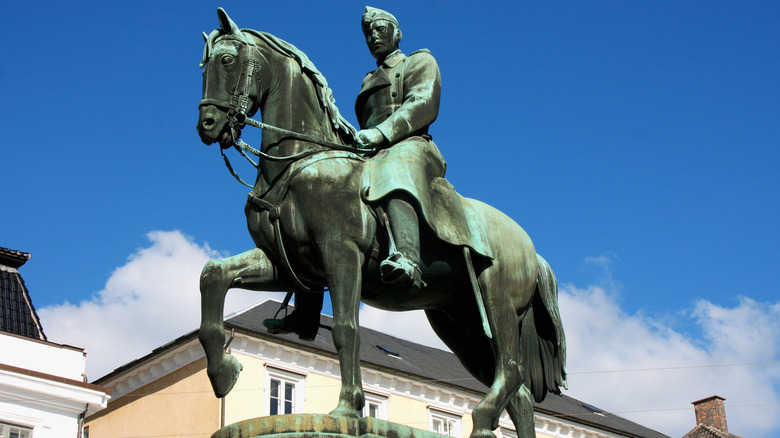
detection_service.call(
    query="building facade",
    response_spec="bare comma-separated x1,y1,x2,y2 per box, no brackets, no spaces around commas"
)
0,247,110,438
87,300,668,438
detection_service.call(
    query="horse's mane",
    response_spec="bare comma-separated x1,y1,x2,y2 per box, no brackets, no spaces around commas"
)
202,28,357,144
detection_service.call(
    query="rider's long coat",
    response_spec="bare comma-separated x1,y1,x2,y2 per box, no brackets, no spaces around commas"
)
355,49,440,142
355,49,446,207
355,50,488,258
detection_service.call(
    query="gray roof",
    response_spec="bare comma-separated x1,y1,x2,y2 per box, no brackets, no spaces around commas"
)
225,300,670,438
682,424,741,438
0,246,46,340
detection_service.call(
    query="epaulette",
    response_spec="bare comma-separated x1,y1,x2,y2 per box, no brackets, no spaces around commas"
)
410,48,431,56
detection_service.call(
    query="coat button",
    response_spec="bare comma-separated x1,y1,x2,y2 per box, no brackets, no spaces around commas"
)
391,91,397,97
395,73,401,78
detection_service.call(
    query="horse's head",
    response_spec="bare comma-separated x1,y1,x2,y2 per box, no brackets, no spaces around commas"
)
197,8,261,148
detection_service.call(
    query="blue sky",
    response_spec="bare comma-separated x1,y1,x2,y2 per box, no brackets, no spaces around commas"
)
2,1,779,437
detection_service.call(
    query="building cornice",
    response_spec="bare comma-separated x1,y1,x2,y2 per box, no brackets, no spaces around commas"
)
0,364,110,415
102,333,204,398
0,363,107,394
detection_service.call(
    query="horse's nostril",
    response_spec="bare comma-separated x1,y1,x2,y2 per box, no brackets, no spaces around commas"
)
202,117,216,130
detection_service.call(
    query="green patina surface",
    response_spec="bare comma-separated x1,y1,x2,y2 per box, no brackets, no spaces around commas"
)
197,8,566,438
211,414,448,438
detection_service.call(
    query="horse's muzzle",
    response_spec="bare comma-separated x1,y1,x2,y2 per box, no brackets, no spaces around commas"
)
197,104,232,147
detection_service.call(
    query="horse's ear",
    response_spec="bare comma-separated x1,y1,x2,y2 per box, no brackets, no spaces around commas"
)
217,7,241,36
200,32,211,68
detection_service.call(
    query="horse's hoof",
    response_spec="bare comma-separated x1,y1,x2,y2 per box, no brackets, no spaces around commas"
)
329,404,361,418
208,355,243,398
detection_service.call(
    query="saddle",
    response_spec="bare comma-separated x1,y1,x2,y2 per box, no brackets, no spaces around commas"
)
246,149,493,288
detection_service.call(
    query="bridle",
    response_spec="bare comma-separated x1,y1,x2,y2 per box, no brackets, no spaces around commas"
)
200,32,375,187
199,34,262,152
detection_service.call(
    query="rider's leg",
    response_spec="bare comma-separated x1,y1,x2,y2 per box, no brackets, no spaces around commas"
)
263,292,323,341
380,194,425,291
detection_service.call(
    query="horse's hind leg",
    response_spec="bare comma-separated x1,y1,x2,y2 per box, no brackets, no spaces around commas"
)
506,386,535,438
471,301,525,438
198,248,289,398
426,301,523,438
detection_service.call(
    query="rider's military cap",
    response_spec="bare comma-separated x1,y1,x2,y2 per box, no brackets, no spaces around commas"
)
362,6,399,28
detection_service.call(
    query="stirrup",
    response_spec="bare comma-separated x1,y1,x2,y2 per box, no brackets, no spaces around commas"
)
380,253,427,293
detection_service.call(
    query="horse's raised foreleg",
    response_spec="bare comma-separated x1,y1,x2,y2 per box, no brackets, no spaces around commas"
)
321,241,365,418
198,248,286,398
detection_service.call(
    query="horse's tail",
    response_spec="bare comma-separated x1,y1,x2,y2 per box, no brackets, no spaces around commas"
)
520,253,567,403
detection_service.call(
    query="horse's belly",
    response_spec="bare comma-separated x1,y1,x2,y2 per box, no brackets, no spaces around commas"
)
360,286,465,311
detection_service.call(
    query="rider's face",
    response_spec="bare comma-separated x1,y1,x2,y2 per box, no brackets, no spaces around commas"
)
364,20,397,61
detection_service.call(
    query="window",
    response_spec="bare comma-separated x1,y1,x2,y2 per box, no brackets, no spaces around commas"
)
581,402,605,416
361,393,389,420
429,410,461,437
269,378,295,415
0,422,33,438
265,367,306,416
367,402,379,418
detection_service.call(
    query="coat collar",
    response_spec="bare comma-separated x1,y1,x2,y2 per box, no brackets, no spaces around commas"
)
377,50,405,68
360,67,391,94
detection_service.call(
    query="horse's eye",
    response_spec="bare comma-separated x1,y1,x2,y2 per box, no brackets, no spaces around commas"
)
221,55,235,66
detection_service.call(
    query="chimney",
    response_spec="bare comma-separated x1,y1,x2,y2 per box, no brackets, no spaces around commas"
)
692,395,728,433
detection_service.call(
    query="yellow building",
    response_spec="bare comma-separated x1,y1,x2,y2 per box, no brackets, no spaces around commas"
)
86,300,667,438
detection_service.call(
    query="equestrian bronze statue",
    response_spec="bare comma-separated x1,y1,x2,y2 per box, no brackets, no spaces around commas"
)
196,8,566,438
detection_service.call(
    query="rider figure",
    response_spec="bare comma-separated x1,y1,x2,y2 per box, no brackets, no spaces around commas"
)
355,6,443,290
264,6,444,340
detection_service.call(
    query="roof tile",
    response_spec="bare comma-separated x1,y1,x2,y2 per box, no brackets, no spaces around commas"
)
0,246,46,340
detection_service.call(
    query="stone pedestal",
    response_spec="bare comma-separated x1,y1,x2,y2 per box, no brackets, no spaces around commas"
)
211,414,447,438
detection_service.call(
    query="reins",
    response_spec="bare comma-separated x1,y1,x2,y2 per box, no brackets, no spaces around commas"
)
241,116,374,155
200,31,374,188
202,28,371,292
220,124,372,189
219,115,376,188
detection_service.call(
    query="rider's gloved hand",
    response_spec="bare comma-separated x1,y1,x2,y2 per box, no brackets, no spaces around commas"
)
356,128,386,149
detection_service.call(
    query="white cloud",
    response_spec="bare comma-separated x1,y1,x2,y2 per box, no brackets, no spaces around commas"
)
38,231,272,379
559,284,780,438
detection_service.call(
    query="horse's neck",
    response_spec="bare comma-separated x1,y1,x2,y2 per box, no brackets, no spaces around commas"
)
257,46,335,152
252,43,340,183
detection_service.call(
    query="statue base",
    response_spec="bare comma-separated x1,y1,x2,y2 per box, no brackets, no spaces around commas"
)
211,414,448,438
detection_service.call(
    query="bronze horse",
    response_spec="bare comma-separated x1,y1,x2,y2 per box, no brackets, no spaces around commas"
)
196,9,566,438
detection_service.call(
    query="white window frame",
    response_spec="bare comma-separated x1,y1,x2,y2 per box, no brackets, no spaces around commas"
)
428,409,462,437
361,392,389,420
0,421,34,438
264,367,306,416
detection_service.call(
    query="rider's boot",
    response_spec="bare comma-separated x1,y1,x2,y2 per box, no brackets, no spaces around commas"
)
262,293,323,341
380,196,426,293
